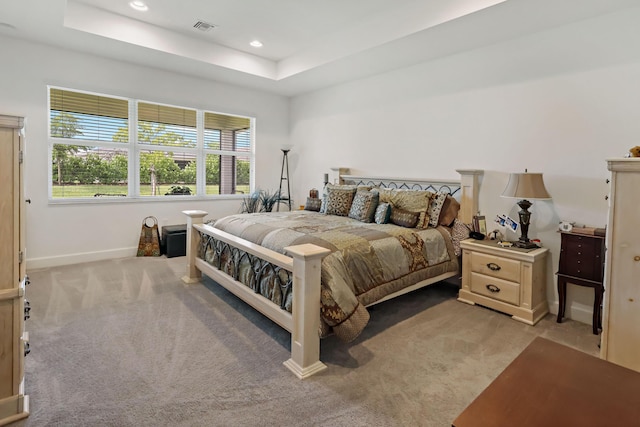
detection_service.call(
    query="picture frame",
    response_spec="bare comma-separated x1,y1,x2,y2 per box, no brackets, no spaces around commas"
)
473,215,487,235
504,215,518,232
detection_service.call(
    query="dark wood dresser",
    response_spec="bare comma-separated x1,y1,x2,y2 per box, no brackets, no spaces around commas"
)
452,337,640,427
556,231,606,334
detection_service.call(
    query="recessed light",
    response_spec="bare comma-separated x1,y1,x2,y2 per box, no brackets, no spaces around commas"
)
129,1,148,12
250,40,263,48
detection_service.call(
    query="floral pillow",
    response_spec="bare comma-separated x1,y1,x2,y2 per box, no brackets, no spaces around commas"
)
449,218,471,256
324,186,357,216
320,183,362,213
349,190,379,223
427,192,448,228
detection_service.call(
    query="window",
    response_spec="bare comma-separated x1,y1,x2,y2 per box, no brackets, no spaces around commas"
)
204,112,251,195
48,87,254,200
50,88,129,198
136,102,197,197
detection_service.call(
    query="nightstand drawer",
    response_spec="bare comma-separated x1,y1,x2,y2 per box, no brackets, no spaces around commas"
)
470,272,520,306
470,252,521,282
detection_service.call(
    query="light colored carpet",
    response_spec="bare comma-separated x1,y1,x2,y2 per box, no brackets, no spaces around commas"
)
15,256,599,426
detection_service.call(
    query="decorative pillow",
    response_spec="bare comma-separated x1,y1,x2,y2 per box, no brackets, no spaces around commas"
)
379,189,433,228
377,188,395,204
450,218,471,256
426,192,448,228
349,191,379,223
381,189,432,210
319,184,362,213
439,195,460,227
390,207,419,228
319,194,327,213
324,187,357,216
304,197,322,212
374,202,392,224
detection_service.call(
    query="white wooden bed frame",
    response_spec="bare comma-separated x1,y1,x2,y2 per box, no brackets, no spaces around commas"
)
182,169,482,379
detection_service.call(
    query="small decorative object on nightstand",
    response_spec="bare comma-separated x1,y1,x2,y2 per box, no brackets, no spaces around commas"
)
458,239,549,325
556,231,606,335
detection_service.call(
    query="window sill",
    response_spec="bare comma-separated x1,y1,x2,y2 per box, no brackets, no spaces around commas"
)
48,194,245,205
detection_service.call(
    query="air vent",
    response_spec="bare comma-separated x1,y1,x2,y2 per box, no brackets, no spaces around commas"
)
193,20,215,32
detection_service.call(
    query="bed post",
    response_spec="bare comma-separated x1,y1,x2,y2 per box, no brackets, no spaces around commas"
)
283,243,331,379
456,169,483,225
182,210,208,284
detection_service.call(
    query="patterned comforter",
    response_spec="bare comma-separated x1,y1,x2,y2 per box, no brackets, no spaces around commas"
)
211,211,458,341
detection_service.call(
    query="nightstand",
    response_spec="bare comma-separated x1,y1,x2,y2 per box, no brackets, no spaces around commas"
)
556,232,605,335
458,239,549,325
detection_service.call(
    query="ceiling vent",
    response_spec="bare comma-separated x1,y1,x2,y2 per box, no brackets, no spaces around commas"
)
193,20,215,32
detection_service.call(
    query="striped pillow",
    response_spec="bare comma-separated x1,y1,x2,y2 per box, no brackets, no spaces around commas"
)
390,207,419,228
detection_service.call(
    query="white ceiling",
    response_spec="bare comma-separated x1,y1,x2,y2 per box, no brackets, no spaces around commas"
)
0,0,637,96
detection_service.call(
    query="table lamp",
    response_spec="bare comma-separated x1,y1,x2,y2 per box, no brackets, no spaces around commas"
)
501,171,551,249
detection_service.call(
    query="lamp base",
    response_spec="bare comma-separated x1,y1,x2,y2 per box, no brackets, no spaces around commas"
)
513,240,539,249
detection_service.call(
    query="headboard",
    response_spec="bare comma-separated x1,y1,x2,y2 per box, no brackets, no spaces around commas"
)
341,175,461,197
338,170,483,225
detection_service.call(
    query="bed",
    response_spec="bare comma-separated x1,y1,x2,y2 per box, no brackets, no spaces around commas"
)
182,170,483,378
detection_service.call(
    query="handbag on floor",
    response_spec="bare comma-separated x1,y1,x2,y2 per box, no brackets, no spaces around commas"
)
136,216,161,257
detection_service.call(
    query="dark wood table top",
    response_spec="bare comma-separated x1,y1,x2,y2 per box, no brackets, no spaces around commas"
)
453,337,640,427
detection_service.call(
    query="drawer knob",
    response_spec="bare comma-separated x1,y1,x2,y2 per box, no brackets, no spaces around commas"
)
486,284,500,293
486,263,501,271
634,256,640,262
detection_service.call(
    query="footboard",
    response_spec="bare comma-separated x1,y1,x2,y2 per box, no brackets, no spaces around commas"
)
181,210,330,379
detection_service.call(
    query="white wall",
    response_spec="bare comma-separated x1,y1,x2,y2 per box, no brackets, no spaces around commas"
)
289,7,640,323
0,36,289,269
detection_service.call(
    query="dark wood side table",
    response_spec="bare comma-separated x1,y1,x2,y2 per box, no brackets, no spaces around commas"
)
556,231,605,335
452,337,640,427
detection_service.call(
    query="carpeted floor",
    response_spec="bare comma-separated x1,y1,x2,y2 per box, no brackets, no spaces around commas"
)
15,256,599,426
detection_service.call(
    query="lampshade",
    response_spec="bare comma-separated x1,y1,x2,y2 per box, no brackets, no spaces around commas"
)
501,173,551,200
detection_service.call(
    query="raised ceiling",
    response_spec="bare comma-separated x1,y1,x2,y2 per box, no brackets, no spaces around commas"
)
0,0,637,95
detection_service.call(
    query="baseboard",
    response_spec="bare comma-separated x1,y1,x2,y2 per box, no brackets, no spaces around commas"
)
550,301,594,326
27,247,137,269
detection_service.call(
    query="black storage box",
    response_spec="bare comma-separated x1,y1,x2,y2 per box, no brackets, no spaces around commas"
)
161,224,187,258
